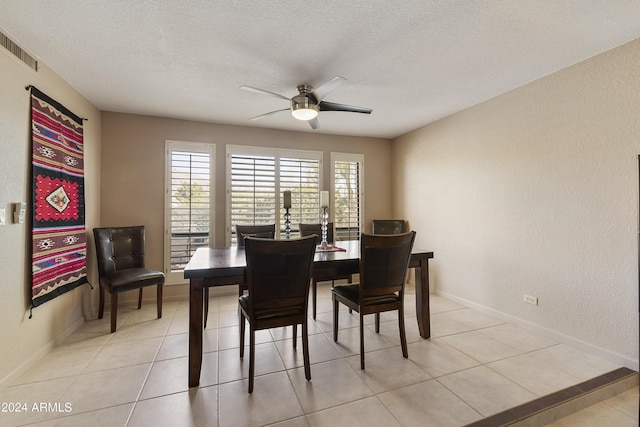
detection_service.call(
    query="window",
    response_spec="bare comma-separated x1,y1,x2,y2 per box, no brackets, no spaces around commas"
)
332,153,364,240
227,146,322,244
164,141,214,283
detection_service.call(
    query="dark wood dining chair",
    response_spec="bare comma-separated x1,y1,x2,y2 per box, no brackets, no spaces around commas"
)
371,219,407,235
203,224,275,327
332,231,416,369
299,222,352,319
93,226,165,333
239,235,317,393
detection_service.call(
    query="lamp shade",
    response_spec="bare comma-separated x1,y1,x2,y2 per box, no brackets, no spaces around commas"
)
291,95,319,121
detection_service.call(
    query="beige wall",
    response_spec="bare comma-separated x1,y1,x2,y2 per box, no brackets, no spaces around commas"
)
0,49,101,384
100,113,392,297
393,38,640,369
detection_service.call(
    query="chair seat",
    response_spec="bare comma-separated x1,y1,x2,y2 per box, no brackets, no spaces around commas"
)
239,295,305,321
100,268,165,292
331,283,401,307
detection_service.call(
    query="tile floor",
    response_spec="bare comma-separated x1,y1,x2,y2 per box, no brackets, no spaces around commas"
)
0,284,637,427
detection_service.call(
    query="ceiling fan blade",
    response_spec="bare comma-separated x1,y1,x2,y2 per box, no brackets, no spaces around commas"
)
240,85,290,101
249,108,290,121
308,117,319,129
319,101,372,114
311,76,346,102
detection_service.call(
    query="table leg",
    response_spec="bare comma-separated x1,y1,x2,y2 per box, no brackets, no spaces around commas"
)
415,258,431,338
189,278,204,387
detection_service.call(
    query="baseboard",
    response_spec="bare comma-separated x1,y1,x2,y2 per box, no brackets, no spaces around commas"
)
435,290,639,372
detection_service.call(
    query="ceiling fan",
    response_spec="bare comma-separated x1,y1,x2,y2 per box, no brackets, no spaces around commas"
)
240,76,372,129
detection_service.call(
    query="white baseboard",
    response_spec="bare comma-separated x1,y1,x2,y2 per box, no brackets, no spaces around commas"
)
435,290,639,372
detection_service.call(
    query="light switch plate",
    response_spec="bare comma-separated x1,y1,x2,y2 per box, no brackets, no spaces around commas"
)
13,203,26,224
0,208,5,225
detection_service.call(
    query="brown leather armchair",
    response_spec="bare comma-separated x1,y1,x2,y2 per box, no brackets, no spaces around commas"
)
93,226,165,333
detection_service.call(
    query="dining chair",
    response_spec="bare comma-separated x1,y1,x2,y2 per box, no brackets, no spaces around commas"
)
371,219,407,235
299,222,352,319
239,235,317,393
332,231,416,369
203,224,275,327
93,226,165,333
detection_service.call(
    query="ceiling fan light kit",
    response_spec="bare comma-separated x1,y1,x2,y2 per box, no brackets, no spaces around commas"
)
240,76,372,129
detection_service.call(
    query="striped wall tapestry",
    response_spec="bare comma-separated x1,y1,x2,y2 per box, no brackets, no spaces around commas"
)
30,87,88,308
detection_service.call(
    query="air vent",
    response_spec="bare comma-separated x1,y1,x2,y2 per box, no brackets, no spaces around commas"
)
0,30,38,71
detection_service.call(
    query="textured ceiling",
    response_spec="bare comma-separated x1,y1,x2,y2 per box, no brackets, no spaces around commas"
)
1,1,639,139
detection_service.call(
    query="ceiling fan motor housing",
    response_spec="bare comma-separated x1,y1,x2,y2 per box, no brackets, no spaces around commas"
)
291,85,319,120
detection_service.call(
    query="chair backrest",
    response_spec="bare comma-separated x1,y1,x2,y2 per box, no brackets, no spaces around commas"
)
299,222,333,243
93,226,146,276
235,224,276,247
359,231,416,298
244,235,317,312
371,219,407,235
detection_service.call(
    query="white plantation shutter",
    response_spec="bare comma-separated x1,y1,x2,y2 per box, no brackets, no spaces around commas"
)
227,146,322,244
164,141,214,283
279,156,320,234
332,153,364,241
229,154,276,244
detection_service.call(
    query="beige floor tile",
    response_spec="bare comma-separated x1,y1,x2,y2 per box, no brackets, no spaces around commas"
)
217,325,272,351
36,403,134,427
407,338,480,378
345,347,432,393
54,363,151,415
0,377,74,426
439,330,523,364
82,337,162,372
429,311,473,337
487,353,583,396
167,314,190,335
428,295,467,313
267,416,311,427
330,325,397,357
527,344,621,381
479,323,557,353
306,396,401,427
139,353,217,399
378,379,482,427
156,332,189,360
219,372,304,426
439,308,505,329
288,359,374,413
603,386,639,420
128,386,218,427
218,342,285,384
9,346,101,385
546,400,637,426
108,316,171,342
275,333,342,368
438,365,537,416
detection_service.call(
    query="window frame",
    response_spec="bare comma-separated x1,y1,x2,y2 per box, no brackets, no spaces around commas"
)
163,140,215,284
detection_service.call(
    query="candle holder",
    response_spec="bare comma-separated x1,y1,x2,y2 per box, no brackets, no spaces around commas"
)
320,206,329,249
284,207,291,239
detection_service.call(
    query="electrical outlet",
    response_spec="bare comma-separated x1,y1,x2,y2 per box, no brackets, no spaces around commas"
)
524,294,538,305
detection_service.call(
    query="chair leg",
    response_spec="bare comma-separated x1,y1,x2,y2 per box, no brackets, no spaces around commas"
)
302,321,311,381
110,292,118,333
157,284,163,319
248,325,255,393
203,287,209,328
333,296,339,342
359,313,365,369
239,314,245,358
312,279,317,319
292,324,297,349
137,288,143,309
399,307,408,358
375,313,380,333
98,286,105,319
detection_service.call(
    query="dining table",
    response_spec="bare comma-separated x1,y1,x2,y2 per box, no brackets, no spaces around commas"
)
184,240,434,387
